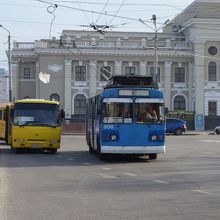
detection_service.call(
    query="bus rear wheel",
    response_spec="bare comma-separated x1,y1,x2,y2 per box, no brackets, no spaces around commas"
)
149,154,157,160
89,145,95,154
49,149,57,154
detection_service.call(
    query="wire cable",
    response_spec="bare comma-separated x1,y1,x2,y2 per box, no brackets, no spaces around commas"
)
108,0,126,26
95,0,110,24
47,4,57,39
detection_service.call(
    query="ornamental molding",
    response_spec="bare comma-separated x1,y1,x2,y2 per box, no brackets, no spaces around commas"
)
48,64,63,72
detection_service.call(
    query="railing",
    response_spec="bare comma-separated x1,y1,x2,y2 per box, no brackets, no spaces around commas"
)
13,42,34,49
13,39,193,50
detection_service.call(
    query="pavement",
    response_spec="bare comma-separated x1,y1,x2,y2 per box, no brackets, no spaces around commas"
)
62,130,215,136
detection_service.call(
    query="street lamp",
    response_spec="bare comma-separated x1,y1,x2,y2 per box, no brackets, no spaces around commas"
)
151,15,169,84
0,24,12,102
139,16,169,84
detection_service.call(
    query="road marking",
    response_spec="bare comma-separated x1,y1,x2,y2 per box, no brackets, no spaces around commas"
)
67,158,75,161
192,190,212,195
99,173,117,179
153,179,169,184
83,162,92,165
101,167,112,171
198,140,220,143
124,172,137,177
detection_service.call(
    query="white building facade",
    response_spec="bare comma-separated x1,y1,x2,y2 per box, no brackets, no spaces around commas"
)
10,0,220,130
0,68,9,102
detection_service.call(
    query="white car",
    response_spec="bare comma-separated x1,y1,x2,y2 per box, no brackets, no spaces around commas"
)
214,126,220,135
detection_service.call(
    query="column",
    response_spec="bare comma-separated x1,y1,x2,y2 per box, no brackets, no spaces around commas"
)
89,60,97,96
188,62,193,111
64,60,72,119
194,42,205,131
140,61,147,76
35,61,40,99
115,60,122,75
164,61,172,110
11,63,17,101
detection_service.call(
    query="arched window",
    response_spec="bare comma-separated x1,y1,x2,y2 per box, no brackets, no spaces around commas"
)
208,62,217,81
174,95,186,110
50,93,60,101
74,94,86,115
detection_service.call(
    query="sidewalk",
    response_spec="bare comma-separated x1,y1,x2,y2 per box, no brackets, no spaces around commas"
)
183,130,213,135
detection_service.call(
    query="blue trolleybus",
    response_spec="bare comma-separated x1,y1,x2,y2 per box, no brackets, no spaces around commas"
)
86,76,165,160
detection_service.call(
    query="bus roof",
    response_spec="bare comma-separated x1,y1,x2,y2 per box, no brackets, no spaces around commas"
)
0,102,12,108
15,99,59,105
104,75,158,89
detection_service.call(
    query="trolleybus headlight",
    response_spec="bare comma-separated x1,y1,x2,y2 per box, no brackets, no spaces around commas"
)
110,134,117,141
151,135,157,141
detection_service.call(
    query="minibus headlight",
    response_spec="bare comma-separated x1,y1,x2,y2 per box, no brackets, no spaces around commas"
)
15,139,24,143
111,135,117,141
49,139,59,144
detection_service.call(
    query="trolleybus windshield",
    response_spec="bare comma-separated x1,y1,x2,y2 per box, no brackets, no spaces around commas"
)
103,98,133,124
13,103,60,127
135,98,164,124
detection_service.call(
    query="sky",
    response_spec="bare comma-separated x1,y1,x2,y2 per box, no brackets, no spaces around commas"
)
0,0,195,71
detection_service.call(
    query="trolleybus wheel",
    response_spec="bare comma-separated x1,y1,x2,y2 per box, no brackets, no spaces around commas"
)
149,154,157,160
97,138,105,160
89,145,95,154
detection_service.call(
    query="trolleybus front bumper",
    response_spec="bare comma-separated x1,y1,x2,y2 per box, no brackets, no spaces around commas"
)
101,145,165,154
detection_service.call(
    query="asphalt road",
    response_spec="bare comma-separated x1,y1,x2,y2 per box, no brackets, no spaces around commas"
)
0,134,220,220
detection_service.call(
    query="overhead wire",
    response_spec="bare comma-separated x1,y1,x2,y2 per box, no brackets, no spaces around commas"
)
108,0,126,26
95,0,110,24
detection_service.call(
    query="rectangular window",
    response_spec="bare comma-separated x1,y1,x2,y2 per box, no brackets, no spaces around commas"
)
0,110,3,120
103,102,133,124
75,66,86,81
100,66,111,81
175,67,185,82
208,101,217,116
125,67,135,75
150,67,160,82
24,68,31,79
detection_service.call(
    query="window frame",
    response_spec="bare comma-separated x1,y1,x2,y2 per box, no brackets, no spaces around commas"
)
208,101,217,116
75,65,86,81
150,67,161,82
74,94,86,115
174,67,185,82
125,66,136,76
208,62,217,81
24,67,31,79
174,95,186,110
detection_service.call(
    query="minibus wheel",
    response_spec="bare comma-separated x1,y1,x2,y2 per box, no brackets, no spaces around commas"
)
49,149,57,154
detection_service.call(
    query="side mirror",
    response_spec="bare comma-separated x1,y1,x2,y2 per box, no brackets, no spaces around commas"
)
60,109,65,118
10,108,14,117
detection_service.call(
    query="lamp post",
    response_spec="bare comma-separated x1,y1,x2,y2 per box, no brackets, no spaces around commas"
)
0,24,12,102
151,15,170,84
139,16,169,84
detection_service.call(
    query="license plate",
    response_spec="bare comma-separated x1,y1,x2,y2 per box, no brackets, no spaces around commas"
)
31,144,42,148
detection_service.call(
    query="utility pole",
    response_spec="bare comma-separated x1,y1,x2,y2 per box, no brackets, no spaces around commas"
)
152,15,158,84
0,24,12,101
139,16,169,85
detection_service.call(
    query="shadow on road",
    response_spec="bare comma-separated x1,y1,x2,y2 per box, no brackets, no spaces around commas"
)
0,147,151,168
